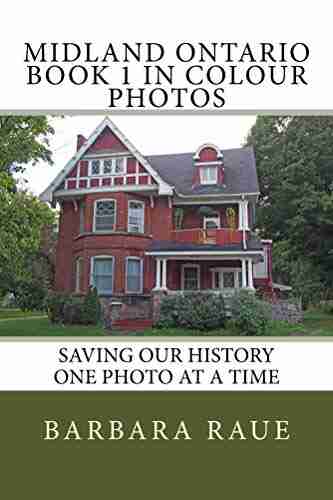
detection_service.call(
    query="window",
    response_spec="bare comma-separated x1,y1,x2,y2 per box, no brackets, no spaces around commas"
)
128,200,145,233
115,158,125,174
91,256,114,294
90,158,126,176
200,166,217,185
94,200,116,232
204,216,220,229
75,257,83,293
126,258,143,293
212,268,242,289
182,265,200,291
91,160,101,175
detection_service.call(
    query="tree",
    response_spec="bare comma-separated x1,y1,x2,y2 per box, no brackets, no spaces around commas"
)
245,116,333,298
0,115,55,175
0,173,55,300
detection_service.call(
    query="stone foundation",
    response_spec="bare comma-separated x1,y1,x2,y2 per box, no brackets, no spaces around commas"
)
271,299,303,324
102,295,153,329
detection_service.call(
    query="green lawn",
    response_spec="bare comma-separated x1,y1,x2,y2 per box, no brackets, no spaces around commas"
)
0,308,44,320
0,310,332,336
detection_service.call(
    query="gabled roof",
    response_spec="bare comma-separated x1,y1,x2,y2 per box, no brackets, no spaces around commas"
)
40,117,173,202
147,146,259,197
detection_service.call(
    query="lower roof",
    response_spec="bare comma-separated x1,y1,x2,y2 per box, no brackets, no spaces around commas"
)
147,239,263,254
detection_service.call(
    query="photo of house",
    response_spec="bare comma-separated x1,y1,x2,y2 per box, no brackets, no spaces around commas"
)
40,117,272,329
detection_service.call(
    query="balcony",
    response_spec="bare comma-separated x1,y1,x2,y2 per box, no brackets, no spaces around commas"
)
170,228,243,246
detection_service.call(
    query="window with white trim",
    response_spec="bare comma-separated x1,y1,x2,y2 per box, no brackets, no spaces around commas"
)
94,200,116,232
212,268,242,289
200,166,217,185
128,200,145,234
75,257,83,293
182,265,200,291
89,158,126,176
126,258,143,293
91,256,114,295
204,215,220,229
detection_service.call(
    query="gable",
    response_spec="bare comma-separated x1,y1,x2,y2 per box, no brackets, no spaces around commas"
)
86,126,128,154
40,118,172,202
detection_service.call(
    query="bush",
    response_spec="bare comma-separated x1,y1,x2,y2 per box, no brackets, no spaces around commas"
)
46,287,101,325
231,289,271,335
45,292,71,323
15,279,47,312
157,293,226,331
82,287,101,324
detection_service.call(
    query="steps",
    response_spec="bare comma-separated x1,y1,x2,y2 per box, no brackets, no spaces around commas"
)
112,318,153,330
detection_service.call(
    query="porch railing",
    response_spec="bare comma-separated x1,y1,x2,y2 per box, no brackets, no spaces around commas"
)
171,228,243,245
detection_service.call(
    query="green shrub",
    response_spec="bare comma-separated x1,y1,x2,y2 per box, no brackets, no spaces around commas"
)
82,287,101,324
231,289,271,335
15,279,47,312
45,292,71,323
157,293,226,331
46,287,101,325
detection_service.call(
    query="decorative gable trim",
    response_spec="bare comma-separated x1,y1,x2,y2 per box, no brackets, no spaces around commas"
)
193,143,223,161
40,117,173,203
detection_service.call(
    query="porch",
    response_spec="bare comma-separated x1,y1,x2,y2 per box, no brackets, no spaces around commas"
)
149,256,258,294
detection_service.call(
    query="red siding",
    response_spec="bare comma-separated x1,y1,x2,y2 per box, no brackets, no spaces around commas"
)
198,147,218,162
87,126,128,153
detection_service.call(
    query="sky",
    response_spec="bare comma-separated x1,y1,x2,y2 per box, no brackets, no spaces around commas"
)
21,115,257,195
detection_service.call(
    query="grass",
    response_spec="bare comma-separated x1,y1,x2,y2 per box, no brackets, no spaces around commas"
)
0,308,44,320
0,317,105,336
0,310,332,336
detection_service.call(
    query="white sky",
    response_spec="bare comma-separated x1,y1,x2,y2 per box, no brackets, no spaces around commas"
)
21,115,257,195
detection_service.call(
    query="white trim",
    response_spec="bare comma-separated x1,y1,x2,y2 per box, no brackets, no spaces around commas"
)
146,251,263,257
54,184,157,199
211,267,243,290
75,257,83,293
195,161,223,166
40,116,173,202
128,199,145,234
125,257,144,294
175,192,260,199
93,198,117,233
181,264,200,291
90,255,114,295
194,143,223,160
203,216,220,229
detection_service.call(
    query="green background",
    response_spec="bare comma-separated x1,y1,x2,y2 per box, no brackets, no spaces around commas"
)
0,392,331,498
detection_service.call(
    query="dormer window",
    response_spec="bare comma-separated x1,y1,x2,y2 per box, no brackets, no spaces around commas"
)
89,158,126,176
200,166,218,185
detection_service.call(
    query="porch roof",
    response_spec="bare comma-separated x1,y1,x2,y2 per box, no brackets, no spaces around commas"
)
146,239,263,259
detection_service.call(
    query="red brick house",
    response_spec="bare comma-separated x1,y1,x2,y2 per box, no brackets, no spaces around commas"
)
41,117,273,326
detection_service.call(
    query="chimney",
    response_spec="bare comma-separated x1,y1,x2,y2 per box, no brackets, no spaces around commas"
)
77,134,87,151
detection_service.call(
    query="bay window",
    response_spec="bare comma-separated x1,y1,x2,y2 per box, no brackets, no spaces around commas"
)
91,256,114,295
128,200,145,233
126,257,143,293
94,199,116,232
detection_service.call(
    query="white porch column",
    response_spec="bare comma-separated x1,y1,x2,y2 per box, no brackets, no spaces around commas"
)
238,201,243,230
161,259,168,289
155,258,161,289
247,258,254,289
241,258,247,288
